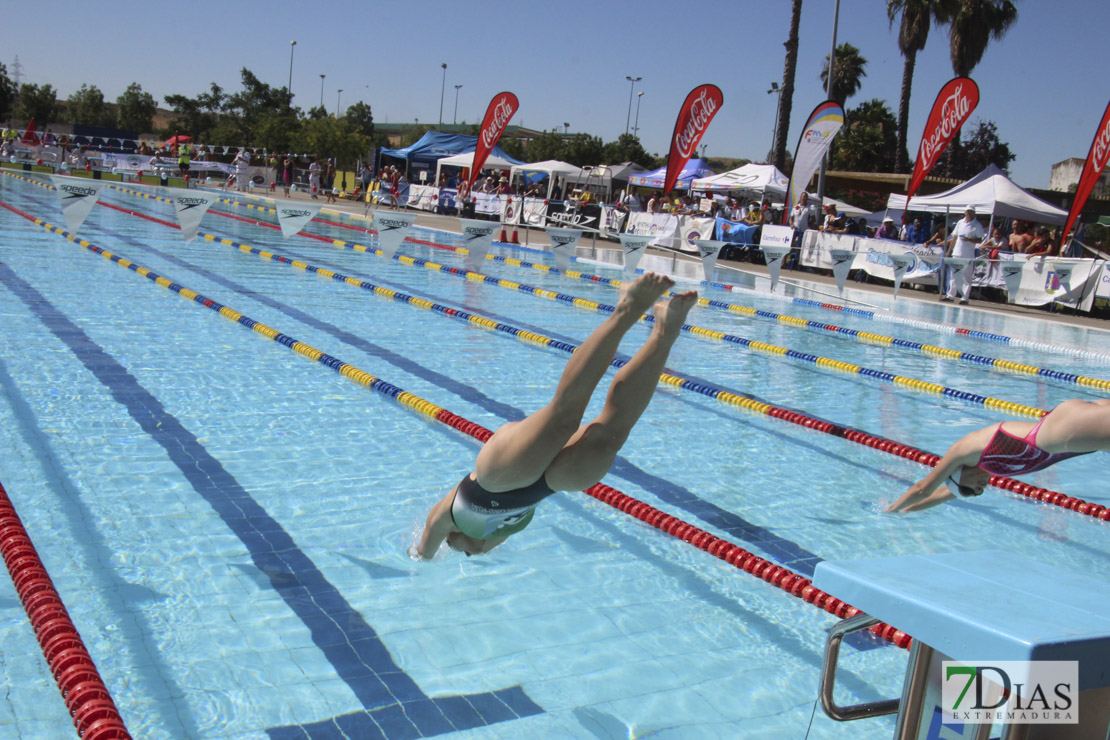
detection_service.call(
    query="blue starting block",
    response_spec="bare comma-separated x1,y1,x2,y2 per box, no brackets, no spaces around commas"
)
814,550,1110,739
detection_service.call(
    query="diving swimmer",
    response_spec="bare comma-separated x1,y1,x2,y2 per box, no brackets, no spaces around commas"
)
414,272,697,558
886,399,1110,513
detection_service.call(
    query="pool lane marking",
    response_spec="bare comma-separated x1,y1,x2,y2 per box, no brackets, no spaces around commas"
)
0,203,924,653
76,194,1110,525
0,240,543,736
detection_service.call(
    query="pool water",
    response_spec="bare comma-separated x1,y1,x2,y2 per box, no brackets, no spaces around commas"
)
1,171,1107,739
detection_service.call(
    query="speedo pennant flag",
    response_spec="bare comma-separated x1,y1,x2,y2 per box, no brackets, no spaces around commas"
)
546,226,582,272
460,219,497,272
467,92,519,191
49,175,107,235
785,101,843,223
1061,99,1110,252
663,84,723,195
370,210,418,261
618,233,651,278
906,77,979,203
275,201,322,238
166,187,217,243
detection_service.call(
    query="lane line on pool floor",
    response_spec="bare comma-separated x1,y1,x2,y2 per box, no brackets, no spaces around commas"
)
17,181,1101,523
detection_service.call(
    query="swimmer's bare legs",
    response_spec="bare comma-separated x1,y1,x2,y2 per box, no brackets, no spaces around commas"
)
544,289,698,492
474,273,675,492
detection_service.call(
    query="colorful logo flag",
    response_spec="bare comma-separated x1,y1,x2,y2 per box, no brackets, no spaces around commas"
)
49,175,107,235
166,188,217,243
467,92,519,191
275,201,321,238
906,77,979,203
785,101,844,222
663,84,723,195
1061,100,1110,251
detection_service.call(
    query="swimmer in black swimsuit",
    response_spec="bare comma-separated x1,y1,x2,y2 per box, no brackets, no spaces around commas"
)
885,399,1110,513
414,272,698,558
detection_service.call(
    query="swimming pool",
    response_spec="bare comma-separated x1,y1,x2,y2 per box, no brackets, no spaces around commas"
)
1,170,1107,739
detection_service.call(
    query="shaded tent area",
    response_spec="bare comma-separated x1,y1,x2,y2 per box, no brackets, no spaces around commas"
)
886,164,1067,225
380,131,523,183
509,160,584,199
691,163,789,201
628,159,715,191
434,152,522,187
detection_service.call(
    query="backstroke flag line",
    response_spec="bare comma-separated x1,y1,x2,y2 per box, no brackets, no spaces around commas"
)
371,210,418,261
50,175,107,236
663,84,723,195
1062,100,1110,252
546,226,582,272
467,91,519,191
275,201,322,238
461,219,497,272
619,233,651,278
785,101,843,222
167,188,217,243
905,77,979,204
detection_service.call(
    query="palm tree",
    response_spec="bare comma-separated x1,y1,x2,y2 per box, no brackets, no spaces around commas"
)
820,43,868,107
887,0,940,172
773,0,803,172
932,0,1017,174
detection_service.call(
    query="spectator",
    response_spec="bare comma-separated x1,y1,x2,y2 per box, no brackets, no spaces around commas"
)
646,193,659,214
1009,220,1034,252
1027,227,1057,256
941,206,984,303
820,203,838,231
983,227,1006,260
232,148,252,192
924,222,947,247
875,216,899,240
906,217,928,244
308,158,322,199
550,179,562,200
282,154,294,197
789,192,815,230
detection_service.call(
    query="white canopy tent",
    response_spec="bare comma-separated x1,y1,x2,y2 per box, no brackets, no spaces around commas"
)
690,163,789,200
509,159,585,199
435,151,520,187
886,164,1067,225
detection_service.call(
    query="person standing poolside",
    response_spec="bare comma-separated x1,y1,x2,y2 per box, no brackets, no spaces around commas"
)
282,154,294,197
940,206,984,304
414,273,698,559
885,399,1110,513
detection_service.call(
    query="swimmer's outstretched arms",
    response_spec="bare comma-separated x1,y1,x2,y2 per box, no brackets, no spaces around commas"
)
885,399,1110,513
414,272,697,558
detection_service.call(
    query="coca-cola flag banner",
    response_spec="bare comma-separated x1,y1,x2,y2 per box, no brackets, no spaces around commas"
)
785,101,844,222
167,188,217,243
1061,100,1110,252
663,84,723,195
906,77,979,203
49,175,107,235
467,92,519,190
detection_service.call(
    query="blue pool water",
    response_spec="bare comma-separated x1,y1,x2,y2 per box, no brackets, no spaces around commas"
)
1,171,1108,739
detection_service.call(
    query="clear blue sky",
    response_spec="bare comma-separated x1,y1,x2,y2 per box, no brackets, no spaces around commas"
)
3,0,1106,189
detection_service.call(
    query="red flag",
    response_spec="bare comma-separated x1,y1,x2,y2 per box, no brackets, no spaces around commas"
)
467,92,519,190
1062,100,1110,251
906,77,979,202
20,118,39,144
663,84,723,195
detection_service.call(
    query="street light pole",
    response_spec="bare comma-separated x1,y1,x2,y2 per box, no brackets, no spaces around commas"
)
624,76,642,136
319,74,325,112
633,91,644,137
767,82,782,162
288,41,296,95
438,63,447,128
453,84,462,124
337,89,343,117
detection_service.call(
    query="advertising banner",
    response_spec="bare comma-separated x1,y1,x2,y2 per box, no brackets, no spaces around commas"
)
663,84,723,194
467,92,519,190
906,78,979,203
785,101,844,221
1061,100,1110,250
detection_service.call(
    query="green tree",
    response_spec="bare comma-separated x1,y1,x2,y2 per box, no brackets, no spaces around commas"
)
562,134,605,167
819,42,868,107
773,0,804,171
15,83,58,126
829,99,898,173
932,119,1014,179
0,63,20,122
345,101,375,139
295,116,372,169
223,68,293,145
887,0,943,172
116,82,157,133
602,133,656,169
164,83,224,142
66,84,109,126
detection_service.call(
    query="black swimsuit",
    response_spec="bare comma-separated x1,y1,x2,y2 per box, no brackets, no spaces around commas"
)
449,473,557,540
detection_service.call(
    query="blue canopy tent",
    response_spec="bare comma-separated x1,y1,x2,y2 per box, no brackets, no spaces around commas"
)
379,131,523,183
627,158,715,191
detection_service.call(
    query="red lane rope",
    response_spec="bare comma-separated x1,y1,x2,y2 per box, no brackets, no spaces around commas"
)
0,481,132,739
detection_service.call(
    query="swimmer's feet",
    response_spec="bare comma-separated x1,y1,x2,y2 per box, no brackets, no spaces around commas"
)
653,290,698,338
617,273,674,317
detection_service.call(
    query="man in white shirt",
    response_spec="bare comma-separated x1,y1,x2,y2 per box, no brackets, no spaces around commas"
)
789,191,814,231
233,149,252,192
942,206,984,303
